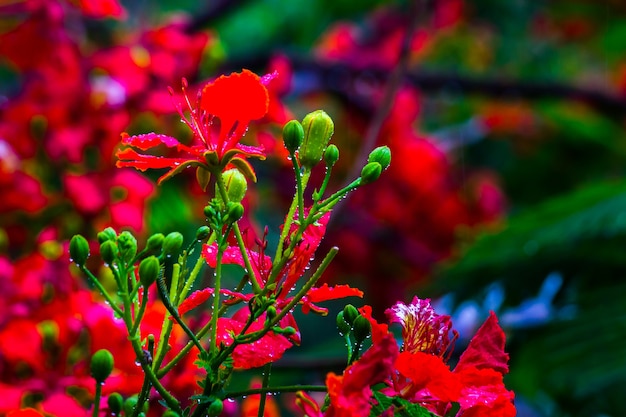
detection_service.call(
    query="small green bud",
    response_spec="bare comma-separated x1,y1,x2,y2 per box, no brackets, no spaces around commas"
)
146,233,165,254
139,256,160,288
107,393,124,414
226,202,245,223
367,146,391,170
162,411,181,417
117,231,137,263
300,110,334,169
266,305,277,320
217,169,248,204
123,396,138,416
353,315,372,343
90,349,114,384
163,232,184,258
195,226,211,241
282,119,304,154
336,311,351,336
97,227,117,244
360,162,382,184
207,399,224,417
324,144,339,167
100,240,118,265
342,304,359,325
69,235,90,266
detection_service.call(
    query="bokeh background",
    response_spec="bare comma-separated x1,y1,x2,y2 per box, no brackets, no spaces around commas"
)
2,0,626,416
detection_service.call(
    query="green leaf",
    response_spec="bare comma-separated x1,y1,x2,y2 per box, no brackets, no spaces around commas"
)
370,392,437,417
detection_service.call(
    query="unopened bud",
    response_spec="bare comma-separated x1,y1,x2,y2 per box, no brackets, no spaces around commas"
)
226,202,244,223
117,231,137,263
123,396,138,417
360,162,382,184
107,393,124,414
218,169,248,204
207,399,224,417
195,226,211,241
146,233,165,254
100,240,118,265
266,305,277,320
69,235,90,266
367,146,391,170
336,311,351,336
91,349,114,384
299,110,334,169
342,304,359,325
163,232,184,258
324,144,339,167
162,411,180,417
353,315,371,343
97,227,117,244
282,119,304,154
139,256,160,288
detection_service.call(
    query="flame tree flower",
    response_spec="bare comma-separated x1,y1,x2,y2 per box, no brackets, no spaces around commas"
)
116,70,271,185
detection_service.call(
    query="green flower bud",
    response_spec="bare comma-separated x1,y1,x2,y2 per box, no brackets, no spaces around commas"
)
226,202,245,223
324,144,339,167
100,240,118,265
353,315,371,343
69,235,90,266
139,256,160,288
367,146,391,170
117,231,137,263
123,396,138,417
282,119,304,154
97,227,117,244
107,393,124,414
342,304,359,325
207,399,224,417
162,411,181,417
195,226,211,241
217,169,248,205
90,349,114,384
360,162,382,184
336,311,351,336
300,110,334,169
163,232,184,258
266,305,277,320
146,233,165,254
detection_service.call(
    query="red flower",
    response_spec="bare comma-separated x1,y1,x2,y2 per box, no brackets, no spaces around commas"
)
116,70,270,184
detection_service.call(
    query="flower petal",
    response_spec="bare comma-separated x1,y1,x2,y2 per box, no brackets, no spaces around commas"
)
120,132,181,150
455,311,509,375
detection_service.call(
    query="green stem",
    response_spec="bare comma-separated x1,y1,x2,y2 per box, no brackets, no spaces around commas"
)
275,171,311,267
92,382,102,417
292,158,306,224
225,385,327,398
257,363,272,417
130,288,149,337
179,234,215,302
210,245,223,355
130,376,151,417
80,266,124,317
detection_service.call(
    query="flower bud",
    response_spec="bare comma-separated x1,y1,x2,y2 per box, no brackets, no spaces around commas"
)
342,304,359,325
69,235,90,266
217,169,248,204
207,399,224,417
146,233,165,254
266,305,277,320
117,231,137,263
324,144,339,167
97,227,117,244
91,349,114,384
163,232,184,258
123,396,138,417
139,256,160,288
226,202,245,223
336,311,351,336
367,146,391,170
360,162,382,184
299,110,334,169
195,226,211,241
162,411,181,417
107,393,124,414
352,315,371,343
282,119,304,154
100,240,118,265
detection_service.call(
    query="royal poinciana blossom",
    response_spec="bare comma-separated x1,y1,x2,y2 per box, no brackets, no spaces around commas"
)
116,70,272,184
298,297,515,417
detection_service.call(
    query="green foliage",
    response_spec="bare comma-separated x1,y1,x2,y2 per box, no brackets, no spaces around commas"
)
370,392,437,417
